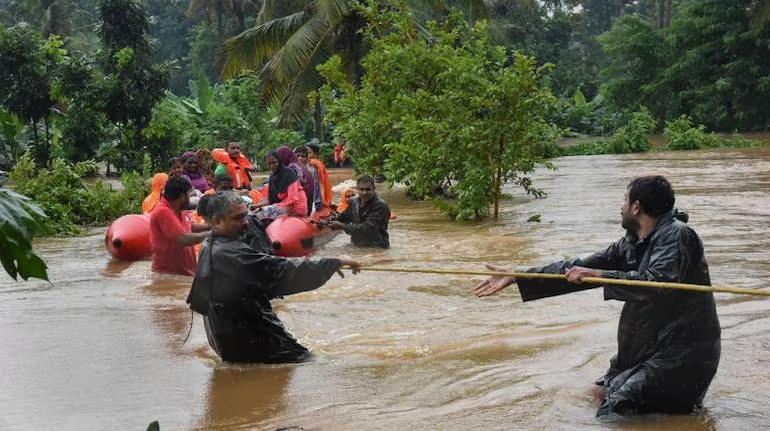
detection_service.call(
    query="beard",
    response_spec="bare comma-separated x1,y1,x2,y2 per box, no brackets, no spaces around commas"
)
621,212,640,232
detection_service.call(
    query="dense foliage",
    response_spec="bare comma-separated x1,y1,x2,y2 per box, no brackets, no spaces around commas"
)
321,8,558,219
10,152,147,235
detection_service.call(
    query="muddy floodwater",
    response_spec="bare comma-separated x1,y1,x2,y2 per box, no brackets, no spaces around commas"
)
2,149,770,430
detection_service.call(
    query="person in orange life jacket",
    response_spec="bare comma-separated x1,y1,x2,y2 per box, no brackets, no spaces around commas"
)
142,172,168,215
473,175,720,417
187,192,361,363
253,151,308,219
328,175,390,248
306,142,332,212
293,145,322,213
211,140,256,190
149,176,210,276
335,188,356,213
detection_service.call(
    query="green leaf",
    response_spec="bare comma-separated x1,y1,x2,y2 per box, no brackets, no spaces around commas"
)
0,189,48,281
573,89,586,108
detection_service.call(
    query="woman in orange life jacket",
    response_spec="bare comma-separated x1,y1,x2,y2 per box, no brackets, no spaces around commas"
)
142,156,184,215
142,173,168,215
336,188,356,213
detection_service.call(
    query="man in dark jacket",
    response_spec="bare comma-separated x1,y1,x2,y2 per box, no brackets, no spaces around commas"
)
329,175,391,248
187,192,361,364
474,175,720,416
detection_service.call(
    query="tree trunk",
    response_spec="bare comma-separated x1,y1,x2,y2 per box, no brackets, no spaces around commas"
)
493,133,505,219
235,2,245,32
217,0,224,42
660,0,671,28
31,120,41,168
43,116,51,166
314,96,324,143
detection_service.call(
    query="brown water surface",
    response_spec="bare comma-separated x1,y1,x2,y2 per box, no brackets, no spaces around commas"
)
2,149,770,430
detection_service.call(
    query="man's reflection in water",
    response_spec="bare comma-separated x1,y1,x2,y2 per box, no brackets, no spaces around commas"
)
198,365,301,430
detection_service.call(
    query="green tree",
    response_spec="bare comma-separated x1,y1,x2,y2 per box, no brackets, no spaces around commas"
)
221,1,505,135
0,23,66,167
57,54,111,162
0,188,48,281
320,8,557,220
665,0,770,130
97,0,170,173
598,14,669,124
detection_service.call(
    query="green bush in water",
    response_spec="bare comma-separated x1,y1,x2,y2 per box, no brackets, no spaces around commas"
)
663,115,721,150
10,152,149,235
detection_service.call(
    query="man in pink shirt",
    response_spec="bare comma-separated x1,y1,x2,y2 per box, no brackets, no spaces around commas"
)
150,176,210,276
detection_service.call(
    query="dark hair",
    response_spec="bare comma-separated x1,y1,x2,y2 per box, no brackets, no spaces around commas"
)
627,175,675,217
167,157,180,168
294,146,308,157
357,175,376,189
214,173,233,188
197,193,213,219
306,142,320,155
226,140,240,149
163,176,192,200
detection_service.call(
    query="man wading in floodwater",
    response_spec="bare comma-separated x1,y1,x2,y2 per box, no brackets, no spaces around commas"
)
474,175,720,416
187,192,361,364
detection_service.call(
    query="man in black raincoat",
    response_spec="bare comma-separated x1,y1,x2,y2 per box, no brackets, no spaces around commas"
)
187,192,361,364
474,175,720,416
329,175,391,248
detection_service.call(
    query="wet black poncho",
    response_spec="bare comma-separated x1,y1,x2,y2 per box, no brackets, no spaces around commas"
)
335,194,391,248
242,214,272,254
187,234,340,363
516,210,720,416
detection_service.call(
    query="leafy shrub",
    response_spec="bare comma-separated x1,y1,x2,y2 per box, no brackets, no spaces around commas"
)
11,154,88,234
724,132,762,149
74,160,100,177
663,115,721,150
554,91,623,136
10,152,149,235
617,109,655,152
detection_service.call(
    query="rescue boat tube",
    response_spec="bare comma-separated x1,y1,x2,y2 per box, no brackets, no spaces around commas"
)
105,214,152,261
266,215,337,257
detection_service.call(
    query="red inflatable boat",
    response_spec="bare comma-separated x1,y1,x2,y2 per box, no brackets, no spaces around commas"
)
104,214,153,261
105,212,338,261
266,215,338,258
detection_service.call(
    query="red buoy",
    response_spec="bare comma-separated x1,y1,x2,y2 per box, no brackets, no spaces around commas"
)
105,214,152,261
266,215,337,257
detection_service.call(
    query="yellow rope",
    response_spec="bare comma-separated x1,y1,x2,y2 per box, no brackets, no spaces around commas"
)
353,265,770,297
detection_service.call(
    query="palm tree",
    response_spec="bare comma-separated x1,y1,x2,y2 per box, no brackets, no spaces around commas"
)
4,0,74,36
220,0,502,133
185,0,257,39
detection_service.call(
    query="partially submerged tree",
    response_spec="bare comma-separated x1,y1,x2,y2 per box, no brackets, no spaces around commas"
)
320,6,558,220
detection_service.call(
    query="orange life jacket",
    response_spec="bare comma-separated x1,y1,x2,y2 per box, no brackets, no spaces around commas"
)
211,148,254,189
